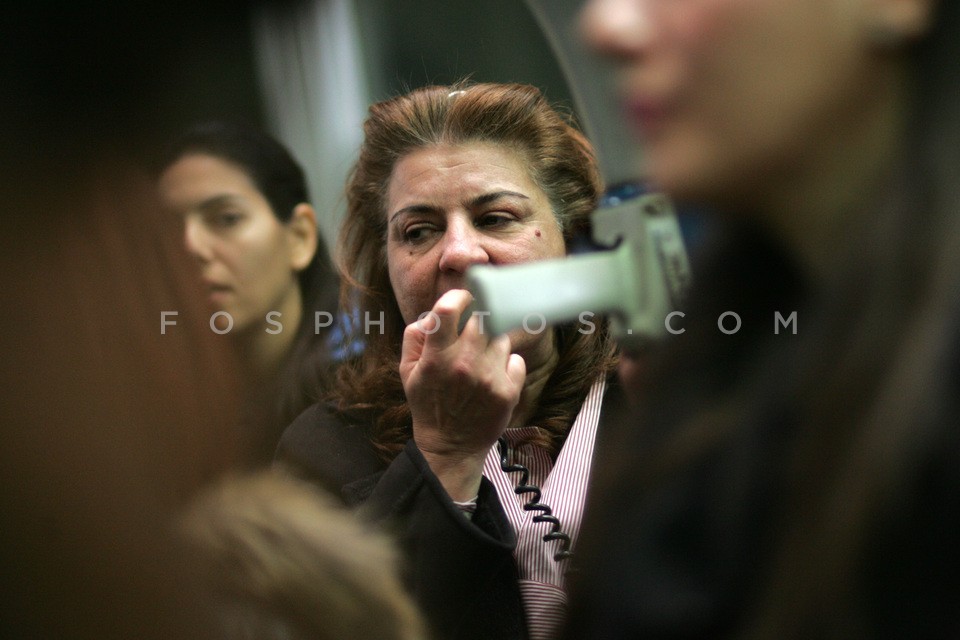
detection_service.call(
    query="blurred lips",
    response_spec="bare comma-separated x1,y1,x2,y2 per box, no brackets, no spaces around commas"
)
623,96,673,139
203,280,232,303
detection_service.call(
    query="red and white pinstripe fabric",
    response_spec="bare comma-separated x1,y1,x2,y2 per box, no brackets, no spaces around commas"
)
483,377,606,640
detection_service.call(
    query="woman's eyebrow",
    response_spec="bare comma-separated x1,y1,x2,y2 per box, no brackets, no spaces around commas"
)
469,190,530,208
389,191,530,222
389,203,441,223
197,194,244,212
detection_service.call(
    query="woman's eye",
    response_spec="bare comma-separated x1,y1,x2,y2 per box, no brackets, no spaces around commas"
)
477,212,514,229
402,224,436,243
209,212,243,228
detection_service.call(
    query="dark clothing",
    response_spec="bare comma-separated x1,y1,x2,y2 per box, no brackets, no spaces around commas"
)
277,404,524,640
565,224,960,639
277,383,625,640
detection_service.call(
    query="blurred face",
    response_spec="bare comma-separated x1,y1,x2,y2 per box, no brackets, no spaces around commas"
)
580,0,890,209
159,154,302,332
385,142,566,357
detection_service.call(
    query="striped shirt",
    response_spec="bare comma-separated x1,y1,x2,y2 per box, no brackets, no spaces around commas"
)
483,377,606,640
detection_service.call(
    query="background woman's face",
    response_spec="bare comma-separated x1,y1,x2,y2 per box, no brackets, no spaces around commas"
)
385,142,566,357
581,0,888,209
159,153,302,332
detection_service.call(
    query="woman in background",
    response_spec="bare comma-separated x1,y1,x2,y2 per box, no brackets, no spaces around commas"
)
159,122,344,462
568,0,960,637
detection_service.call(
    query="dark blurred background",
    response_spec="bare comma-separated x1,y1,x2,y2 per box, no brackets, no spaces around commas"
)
0,3,573,637
1,0,573,244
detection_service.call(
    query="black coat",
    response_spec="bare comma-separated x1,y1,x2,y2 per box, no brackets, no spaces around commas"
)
276,382,625,640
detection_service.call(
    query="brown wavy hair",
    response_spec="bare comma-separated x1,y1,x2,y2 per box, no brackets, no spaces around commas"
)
333,81,618,461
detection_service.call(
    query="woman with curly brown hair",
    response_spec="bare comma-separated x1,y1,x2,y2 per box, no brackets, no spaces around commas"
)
277,81,622,640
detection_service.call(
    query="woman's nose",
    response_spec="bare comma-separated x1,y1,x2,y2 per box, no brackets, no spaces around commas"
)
580,0,653,61
437,218,490,273
183,217,214,263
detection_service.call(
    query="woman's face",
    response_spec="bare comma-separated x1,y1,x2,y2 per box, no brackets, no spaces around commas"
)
385,142,566,358
159,153,303,333
580,0,892,209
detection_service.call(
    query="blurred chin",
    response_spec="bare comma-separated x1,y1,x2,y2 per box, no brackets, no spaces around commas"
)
648,144,691,196
212,305,254,334
646,131,711,200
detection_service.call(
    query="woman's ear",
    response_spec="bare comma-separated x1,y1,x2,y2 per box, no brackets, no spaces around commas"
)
287,203,319,272
866,0,936,47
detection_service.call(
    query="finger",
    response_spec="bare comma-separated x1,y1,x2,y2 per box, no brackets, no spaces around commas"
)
487,332,513,360
456,299,477,334
457,303,493,349
489,333,526,389
421,289,473,350
399,321,428,383
505,353,526,389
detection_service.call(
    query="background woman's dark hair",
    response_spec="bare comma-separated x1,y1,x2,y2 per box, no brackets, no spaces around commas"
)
334,81,618,461
158,121,342,431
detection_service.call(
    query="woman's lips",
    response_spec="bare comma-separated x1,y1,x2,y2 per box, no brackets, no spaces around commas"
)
624,97,671,139
203,282,232,304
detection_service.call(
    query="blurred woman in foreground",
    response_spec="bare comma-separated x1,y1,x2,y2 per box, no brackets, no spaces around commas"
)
568,0,960,637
